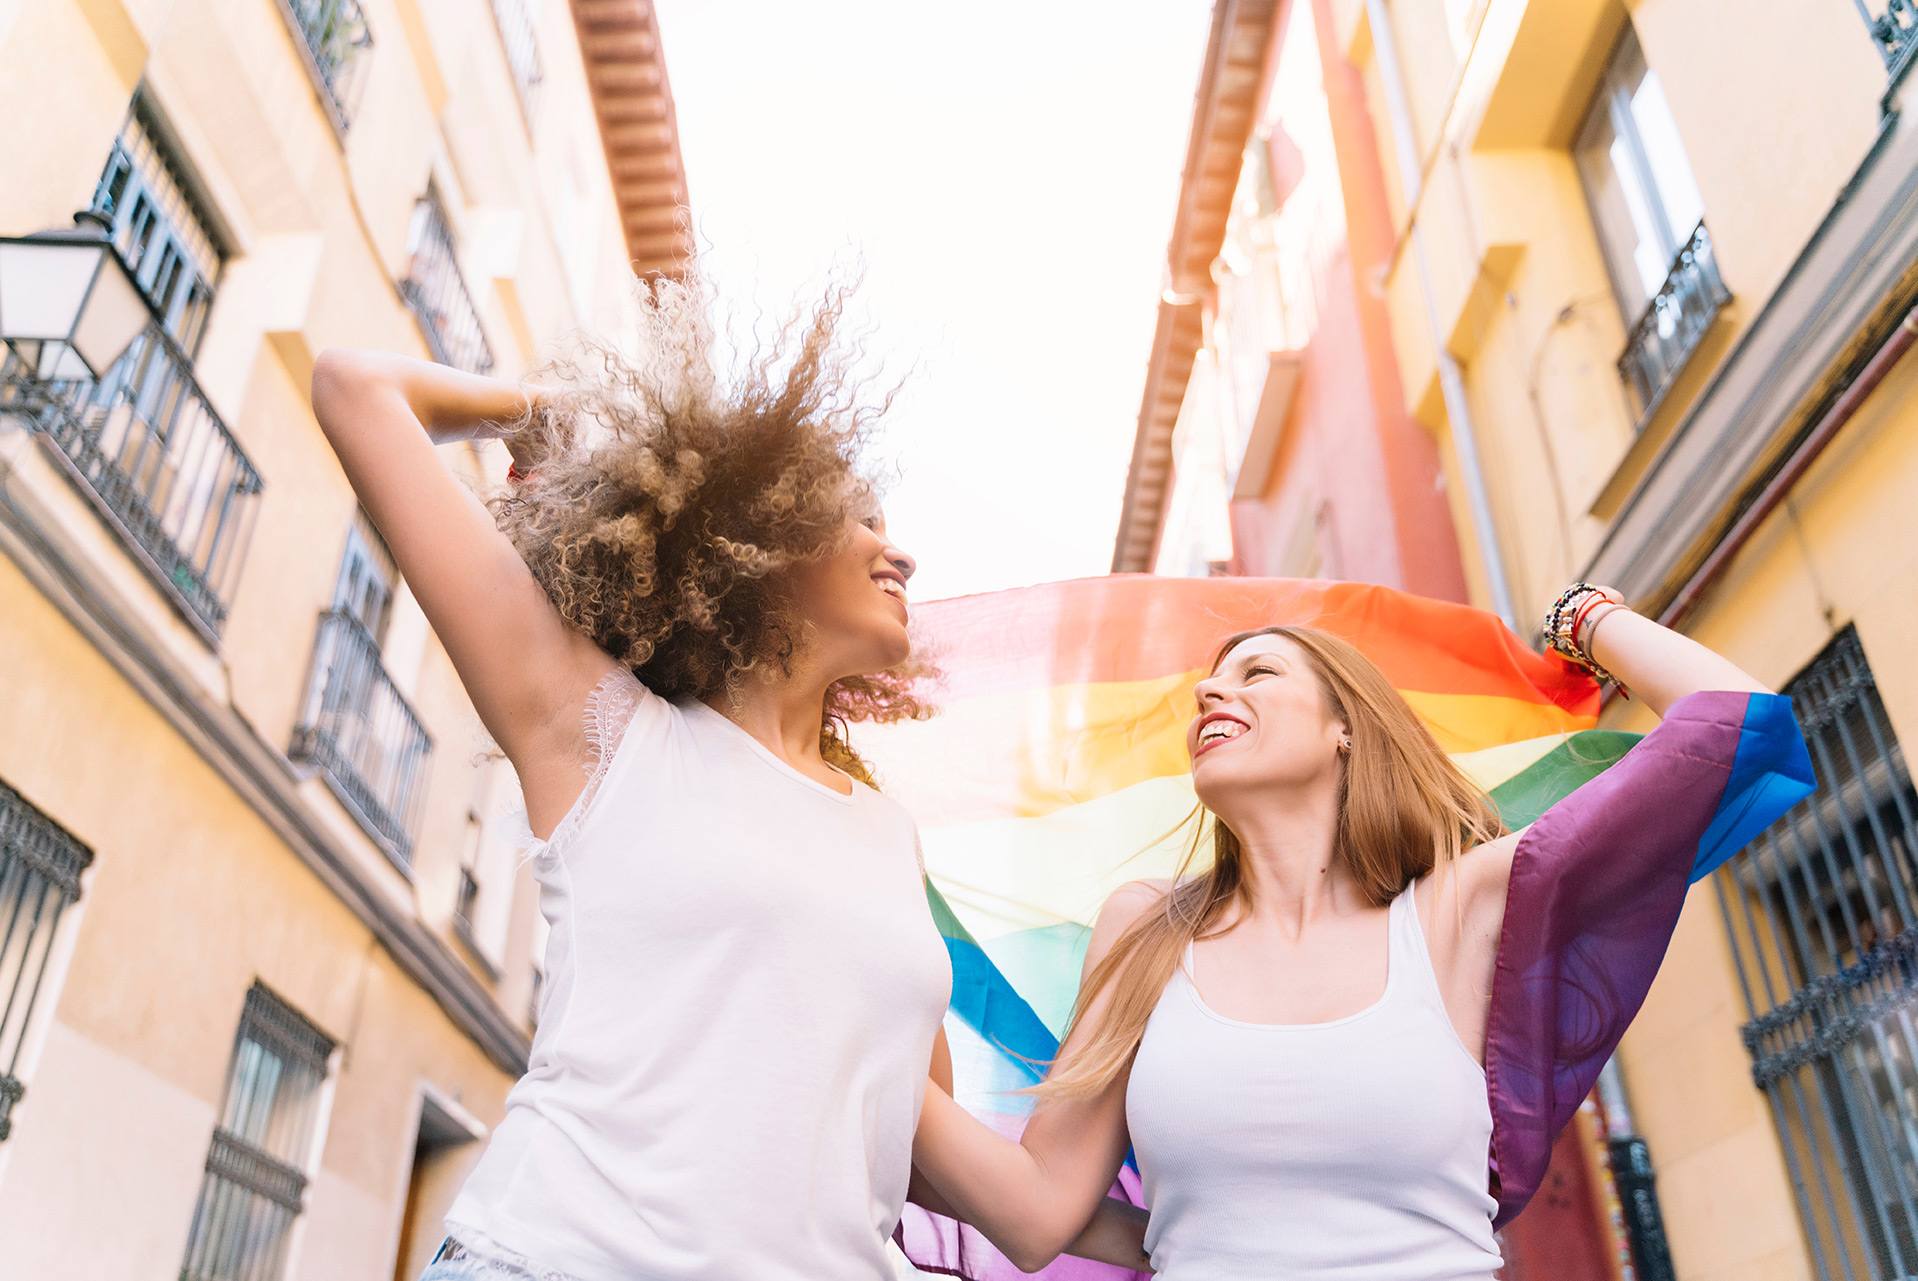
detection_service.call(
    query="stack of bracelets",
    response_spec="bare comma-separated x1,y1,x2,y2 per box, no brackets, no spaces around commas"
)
1543,581,1629,693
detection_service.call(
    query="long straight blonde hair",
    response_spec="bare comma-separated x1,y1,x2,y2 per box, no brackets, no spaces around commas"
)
1035,626,1505,1100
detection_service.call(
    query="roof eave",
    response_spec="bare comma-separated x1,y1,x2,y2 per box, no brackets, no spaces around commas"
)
569,0,695,278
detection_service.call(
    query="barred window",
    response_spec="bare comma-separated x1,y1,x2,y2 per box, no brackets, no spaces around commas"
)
0,778,93,1144
1717,627,1918,1281
179,984,334,1281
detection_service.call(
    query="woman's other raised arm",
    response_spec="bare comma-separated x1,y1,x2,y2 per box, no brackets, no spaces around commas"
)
309,349,615,832
1583,603,1771,715
909,882,1159,1272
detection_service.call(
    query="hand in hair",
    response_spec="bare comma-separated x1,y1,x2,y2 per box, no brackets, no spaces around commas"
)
309,348,618,839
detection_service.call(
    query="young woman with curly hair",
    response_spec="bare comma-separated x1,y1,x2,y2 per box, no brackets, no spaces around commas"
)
908,601,1809,1280
311,286,1143,1281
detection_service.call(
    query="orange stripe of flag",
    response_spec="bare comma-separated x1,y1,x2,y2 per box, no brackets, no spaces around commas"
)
912,577,1594,716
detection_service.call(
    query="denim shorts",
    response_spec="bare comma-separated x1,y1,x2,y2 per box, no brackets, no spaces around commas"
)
417,1238,540,1281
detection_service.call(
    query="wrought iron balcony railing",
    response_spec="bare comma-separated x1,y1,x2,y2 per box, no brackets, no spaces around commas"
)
0,776,93,1144
0,325,264,639
1617,221,1730,424
279,0,375,131
1863,0,1918,84
290,609,433,865
399,196,495,376
491,0,544,127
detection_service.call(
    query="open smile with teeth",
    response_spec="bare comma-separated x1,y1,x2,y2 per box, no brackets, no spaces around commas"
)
874,577,907,601
1198,719,1246,748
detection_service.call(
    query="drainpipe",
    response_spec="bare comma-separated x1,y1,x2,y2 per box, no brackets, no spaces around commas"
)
1659,305,1918,629
1596,1059,1678,1281
1362,0,1518,631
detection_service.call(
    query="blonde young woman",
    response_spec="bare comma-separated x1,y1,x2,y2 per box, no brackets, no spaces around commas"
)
307,287,1149,1281
909,591,1811,1279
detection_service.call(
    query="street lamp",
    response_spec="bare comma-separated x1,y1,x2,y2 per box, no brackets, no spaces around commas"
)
0,210,151,383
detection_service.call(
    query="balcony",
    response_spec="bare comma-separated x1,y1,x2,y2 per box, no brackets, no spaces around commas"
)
399,196,495,376
290,609,433,866
1618,221,1730,424
491,0,544,127
0,323,264,640
278,0,375,132
1867,0,1918,85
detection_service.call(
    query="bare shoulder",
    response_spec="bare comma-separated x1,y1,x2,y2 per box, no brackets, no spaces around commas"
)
1086,879,1173,967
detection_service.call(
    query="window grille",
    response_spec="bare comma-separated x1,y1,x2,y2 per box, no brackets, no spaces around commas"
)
1858,1,1918,86
0,778,92,1143
1715,627,1918,1281
490,0,544,127
290,517,432,865
179,984,334,1281
276,0,374,132
1574,27,1727,424
399,190,495,376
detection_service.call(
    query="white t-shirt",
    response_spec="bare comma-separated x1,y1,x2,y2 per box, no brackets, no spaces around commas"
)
447,671,952,1280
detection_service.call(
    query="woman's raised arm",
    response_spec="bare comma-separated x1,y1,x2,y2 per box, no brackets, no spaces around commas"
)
1580,598,1770,714
309,349,614,831
909,884,1158,1273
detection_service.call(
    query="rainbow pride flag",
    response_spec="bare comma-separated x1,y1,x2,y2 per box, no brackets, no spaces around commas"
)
859,577,1619,1276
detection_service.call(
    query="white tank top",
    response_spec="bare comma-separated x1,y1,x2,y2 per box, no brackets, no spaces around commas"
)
446,671,952,1279
1125,886,1502,1280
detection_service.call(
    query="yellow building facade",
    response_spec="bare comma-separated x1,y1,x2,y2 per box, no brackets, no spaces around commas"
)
1345,2,1918,1279
1121,1,1918,1277
0,0,686,1276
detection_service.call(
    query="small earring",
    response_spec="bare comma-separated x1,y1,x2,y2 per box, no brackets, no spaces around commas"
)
1339,736,1353,753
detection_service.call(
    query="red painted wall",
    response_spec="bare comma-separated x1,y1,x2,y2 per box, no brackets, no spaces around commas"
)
1229,0,1468,603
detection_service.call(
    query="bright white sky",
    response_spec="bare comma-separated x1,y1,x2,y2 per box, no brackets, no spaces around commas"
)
652,0,1215,602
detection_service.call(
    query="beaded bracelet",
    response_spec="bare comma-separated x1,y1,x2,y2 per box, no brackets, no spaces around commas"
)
1543,582,1626,689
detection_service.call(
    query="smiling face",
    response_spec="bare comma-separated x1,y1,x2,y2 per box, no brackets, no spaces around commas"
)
1187,632,1350,814
782,511,916,681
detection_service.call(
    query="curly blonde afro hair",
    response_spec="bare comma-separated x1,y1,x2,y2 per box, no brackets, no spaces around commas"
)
491,278,928,784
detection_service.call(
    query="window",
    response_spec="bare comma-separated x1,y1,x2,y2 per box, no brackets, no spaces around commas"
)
1574,27,1727,420
399,187,495,376
0,777,93,1144
290,515,433,865
455,865,480,935
179,984,334,1281
0,102,263,639
91,105,221,353
277,0,374,132
490,0,544,126
333,511,396,643
1716,628,1918,1281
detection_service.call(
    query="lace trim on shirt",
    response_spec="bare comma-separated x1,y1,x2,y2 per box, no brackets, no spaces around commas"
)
511,668,645,865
